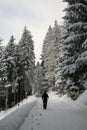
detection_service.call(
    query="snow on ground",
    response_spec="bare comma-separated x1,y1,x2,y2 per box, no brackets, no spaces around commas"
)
0,95,36,120
75,89,87,105
48,91,73,103
0,91,87,130
0,95,37,130
19,91,87,130
74,90,87,111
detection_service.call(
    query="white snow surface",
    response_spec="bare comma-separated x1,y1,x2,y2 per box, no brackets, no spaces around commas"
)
75,90,87,110
0,95,36,120
0,95,37,130
0,91,87,130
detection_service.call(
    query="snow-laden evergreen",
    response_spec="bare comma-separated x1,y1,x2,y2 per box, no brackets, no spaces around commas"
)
5,36,18,108
1,0,87,110
0,40,7,85
42,21,62,89
42,25,54,88
5,36,17,85
34,62,44,95
62,0,87,99
18,27,35,96
0,39,7,110
0,27,36,110
55,26,67,94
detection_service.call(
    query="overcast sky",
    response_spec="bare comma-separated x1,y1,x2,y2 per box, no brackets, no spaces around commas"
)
0,0,67,62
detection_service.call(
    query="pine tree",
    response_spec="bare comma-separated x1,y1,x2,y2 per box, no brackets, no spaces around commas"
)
5,36,17,107
42,25,57,88
42,21,63,90
0,39,6,83
0,39,6,110
55,25,66,94
63,0,87,99
34,62,44,95
50,21,61,88
18,27,35,96
6,36,17,83
42,26,52,87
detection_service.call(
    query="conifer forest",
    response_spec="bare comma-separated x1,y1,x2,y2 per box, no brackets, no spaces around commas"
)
0,0,87,110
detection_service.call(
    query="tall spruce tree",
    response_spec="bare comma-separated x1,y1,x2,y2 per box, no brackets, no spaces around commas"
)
51,21,62,88
62,0,87,99
42,21,62,89
55,25,66,94
6,36,17,83
0,39,6,109
5,36,18,107
18,27,35,96
34,62,44,95
42,26,53,87
0,39,5,84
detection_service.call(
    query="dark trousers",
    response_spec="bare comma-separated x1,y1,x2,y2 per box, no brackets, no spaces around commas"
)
43,100,47,109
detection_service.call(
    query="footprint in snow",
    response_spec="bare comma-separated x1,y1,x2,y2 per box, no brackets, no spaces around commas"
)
39,113,42,116
35,118,38,121
37,122,40,126
32,114,34,118
31,127,33,130
32,120,34,124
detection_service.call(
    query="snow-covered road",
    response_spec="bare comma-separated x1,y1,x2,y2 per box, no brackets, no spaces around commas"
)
19,93,87,130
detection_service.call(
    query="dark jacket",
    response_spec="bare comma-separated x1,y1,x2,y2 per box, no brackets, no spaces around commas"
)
42,92,49,102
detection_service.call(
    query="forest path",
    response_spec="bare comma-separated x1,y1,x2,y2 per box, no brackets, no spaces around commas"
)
19,93,87,130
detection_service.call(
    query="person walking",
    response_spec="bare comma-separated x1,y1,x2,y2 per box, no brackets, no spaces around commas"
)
42,91,49,109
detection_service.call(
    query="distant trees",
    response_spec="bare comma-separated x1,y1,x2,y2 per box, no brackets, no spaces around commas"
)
34,62,44,95
41,21,61,89
42,25,53,88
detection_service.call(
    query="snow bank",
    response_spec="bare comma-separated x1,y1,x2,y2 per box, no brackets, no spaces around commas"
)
0,97,37,130
48,91,59,101
57,94,73,104
75,90,87,106
0,95,36,120
48,91,72,103
73,90,87,112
